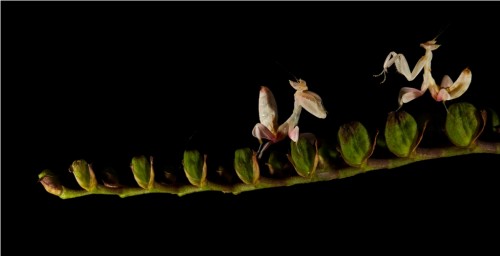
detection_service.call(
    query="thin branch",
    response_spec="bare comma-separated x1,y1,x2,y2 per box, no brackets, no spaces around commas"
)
44,140,500,199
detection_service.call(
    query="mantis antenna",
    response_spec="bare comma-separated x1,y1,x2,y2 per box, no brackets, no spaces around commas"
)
433,23,451,42
274,60,300,82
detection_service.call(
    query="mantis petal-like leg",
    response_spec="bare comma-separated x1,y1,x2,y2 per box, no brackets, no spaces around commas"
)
398,87,425,109
258,86,278,133
375,40,440,84
437,89,451,102
288,126,300,143
255,122,291,158
257,141,272,159
294,90,327,119
394,54,428,82
440,74,454,89
374,52,398,83
252,123,277,142
436,75,453,102
374,52,427,83
435,68,472,102
445,68,472,100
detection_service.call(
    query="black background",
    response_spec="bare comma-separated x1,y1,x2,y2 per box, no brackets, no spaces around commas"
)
3,1,500,251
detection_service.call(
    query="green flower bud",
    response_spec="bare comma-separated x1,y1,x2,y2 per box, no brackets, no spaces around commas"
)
288,133,318,178
234,148,260,185
70,159,97,191
266,151,288,177
38,170,63,196
130,155,155,189
385,111,419,157
183,150,207,187
338,121,376,167
486,108,500,134
446,102,486,147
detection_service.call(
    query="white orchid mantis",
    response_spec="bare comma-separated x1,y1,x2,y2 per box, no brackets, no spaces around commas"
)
252,79,327,158
374,38,472,110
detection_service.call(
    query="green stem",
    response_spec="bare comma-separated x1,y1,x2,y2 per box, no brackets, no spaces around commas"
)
44,140,500,199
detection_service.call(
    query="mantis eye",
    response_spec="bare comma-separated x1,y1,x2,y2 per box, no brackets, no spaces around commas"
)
289,79,308,91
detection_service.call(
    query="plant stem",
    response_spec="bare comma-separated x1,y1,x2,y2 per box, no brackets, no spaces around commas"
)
45,140,500,199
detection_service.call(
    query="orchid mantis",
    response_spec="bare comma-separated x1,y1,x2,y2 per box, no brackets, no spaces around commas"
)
374,38,472,110
252,79,327,158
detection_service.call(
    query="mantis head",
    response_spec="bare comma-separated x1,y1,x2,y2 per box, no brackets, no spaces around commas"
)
420,40,440,51
289,79,308,91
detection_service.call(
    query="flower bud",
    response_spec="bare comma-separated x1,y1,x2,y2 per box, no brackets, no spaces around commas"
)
234,148,260,185
288,133,318,178
70,159,97,191
445,102,486,147
385,111,419,157
38,170,63,196
338,121,375,167
183,150,207,187
130,155,155,189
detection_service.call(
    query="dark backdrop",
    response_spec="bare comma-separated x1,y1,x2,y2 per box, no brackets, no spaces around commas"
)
3,1,500,252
